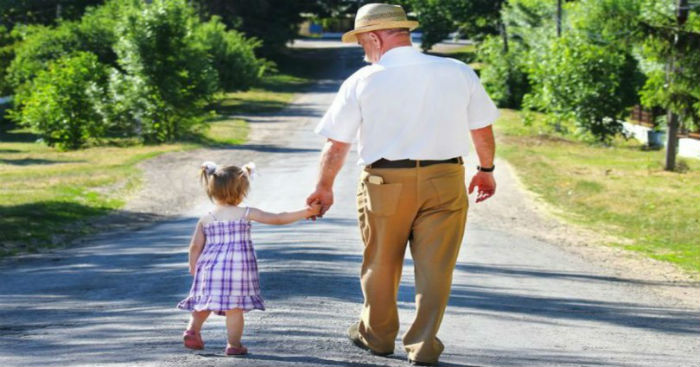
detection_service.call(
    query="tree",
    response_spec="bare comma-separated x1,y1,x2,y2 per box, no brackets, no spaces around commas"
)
0,0,105,28
477,0,559,108
193,0,321,55
404,0,504,50
638,0,700,170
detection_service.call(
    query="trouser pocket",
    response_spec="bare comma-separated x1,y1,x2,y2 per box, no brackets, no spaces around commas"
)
428,172,467,211
363,181,403,216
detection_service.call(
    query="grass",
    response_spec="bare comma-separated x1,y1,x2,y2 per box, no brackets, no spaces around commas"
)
213,73,313,116
0,130,189,255
495,109,700,274
0,48,328,257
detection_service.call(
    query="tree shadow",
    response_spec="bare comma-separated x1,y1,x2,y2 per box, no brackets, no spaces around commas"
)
0,202,168,257
454,263,699,288
0,158,84,166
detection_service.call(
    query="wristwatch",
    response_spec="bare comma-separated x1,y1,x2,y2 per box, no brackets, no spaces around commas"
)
477,165,495,173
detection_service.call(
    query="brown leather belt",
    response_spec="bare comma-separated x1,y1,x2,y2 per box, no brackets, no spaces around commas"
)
367,157,463,169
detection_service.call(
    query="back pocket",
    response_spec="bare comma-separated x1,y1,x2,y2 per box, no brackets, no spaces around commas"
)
429,174,467,211
365,182,403,216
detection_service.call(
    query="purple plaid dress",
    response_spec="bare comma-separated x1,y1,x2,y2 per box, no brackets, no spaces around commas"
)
177,208,265,315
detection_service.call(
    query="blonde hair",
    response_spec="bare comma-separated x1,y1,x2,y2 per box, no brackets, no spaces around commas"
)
200,164,252,206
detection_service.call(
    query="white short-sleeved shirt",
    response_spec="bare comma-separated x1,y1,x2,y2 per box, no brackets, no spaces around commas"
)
315,46,499,166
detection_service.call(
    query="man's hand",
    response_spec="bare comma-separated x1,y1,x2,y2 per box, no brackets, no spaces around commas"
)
307,138,351,220
306,186,334,220
468,171,496,203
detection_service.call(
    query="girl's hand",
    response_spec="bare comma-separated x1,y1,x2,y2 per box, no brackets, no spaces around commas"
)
189,265,196,276
306,201,322,218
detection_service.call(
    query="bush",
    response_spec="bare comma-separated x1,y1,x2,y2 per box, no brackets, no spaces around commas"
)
20,52,109,150
524,34,643,142
478,35,530,108
194,16,266,92
112,0,218,143
6,1,124,121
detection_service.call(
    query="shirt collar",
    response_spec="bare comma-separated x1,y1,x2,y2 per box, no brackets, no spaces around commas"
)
377,46,421,67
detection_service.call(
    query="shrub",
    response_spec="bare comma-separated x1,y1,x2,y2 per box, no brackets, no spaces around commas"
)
6,1,126,122
478,35,530,108
524,34,643,142
20,52,109,150
194,16,266,92
112,0,218,143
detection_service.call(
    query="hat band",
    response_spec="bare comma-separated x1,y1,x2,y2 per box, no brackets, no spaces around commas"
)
355,13,408,28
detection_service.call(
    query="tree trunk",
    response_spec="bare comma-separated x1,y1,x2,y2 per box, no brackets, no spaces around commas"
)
557,0,562,37
665,0,688,171
665,111,679,170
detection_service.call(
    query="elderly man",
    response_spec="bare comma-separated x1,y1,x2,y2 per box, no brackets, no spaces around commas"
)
306,3,498,366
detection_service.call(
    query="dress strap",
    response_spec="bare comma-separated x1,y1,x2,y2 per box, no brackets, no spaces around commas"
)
243,207,251,221
209,211,218,221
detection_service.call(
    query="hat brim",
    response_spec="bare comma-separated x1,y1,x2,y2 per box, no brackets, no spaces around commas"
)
341,20,420,43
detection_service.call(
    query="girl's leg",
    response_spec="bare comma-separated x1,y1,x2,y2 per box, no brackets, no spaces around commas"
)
225,308,244,348
187,310,211,332
184,310,210,349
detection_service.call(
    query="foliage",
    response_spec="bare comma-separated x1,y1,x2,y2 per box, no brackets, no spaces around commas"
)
407,0,456,51
194,16,266,92
403,0,503,50
477,0,557,109
524,34,643,142
19,52,109,150
0,26,20,96
112,0,218,143
192,0,320,55
6,1,127,121
637,1,700,131
0,0,104,28
478,36,530,108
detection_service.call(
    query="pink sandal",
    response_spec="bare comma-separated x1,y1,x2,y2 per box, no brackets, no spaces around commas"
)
225,345,248,356
183,329,204,350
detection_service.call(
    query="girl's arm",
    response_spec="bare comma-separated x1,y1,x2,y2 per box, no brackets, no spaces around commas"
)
188,220,205,275
248,203,321,225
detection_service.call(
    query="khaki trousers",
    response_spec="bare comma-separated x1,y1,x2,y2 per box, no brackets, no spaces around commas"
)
355,163,468,363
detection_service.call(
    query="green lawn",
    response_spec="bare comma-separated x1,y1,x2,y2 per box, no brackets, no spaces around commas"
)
0,56,321,256
496,109,700,274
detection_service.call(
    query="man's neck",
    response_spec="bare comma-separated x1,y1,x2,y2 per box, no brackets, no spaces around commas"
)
380,38,412,57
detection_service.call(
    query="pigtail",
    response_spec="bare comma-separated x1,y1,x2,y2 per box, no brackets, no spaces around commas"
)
200,161,218,187
242,162,256,180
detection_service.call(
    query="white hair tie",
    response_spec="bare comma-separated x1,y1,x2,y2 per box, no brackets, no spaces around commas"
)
201,161,217,175
242,162,256,180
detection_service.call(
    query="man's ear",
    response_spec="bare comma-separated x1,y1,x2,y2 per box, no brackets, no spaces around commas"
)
368,31,382,47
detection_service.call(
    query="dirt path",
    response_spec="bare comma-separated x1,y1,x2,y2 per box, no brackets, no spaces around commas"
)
1,41,698,367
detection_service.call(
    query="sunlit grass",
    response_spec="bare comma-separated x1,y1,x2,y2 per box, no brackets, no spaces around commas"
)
496,109,700,274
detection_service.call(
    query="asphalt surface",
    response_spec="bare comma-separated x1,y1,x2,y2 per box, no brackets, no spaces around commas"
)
1,41,699,367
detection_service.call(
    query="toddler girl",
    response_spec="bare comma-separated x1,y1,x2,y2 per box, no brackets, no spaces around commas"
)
177,161,321,355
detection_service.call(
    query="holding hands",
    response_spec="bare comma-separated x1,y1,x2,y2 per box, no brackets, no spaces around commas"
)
306,201,323,219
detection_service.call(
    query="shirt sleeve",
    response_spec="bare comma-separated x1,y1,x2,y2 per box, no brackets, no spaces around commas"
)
465,67,499,130
314,76,362,143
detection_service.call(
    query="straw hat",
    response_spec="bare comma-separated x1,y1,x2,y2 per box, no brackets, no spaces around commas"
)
341,3,419,43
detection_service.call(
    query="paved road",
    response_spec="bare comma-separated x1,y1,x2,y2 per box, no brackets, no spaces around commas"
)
1,42,699,367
